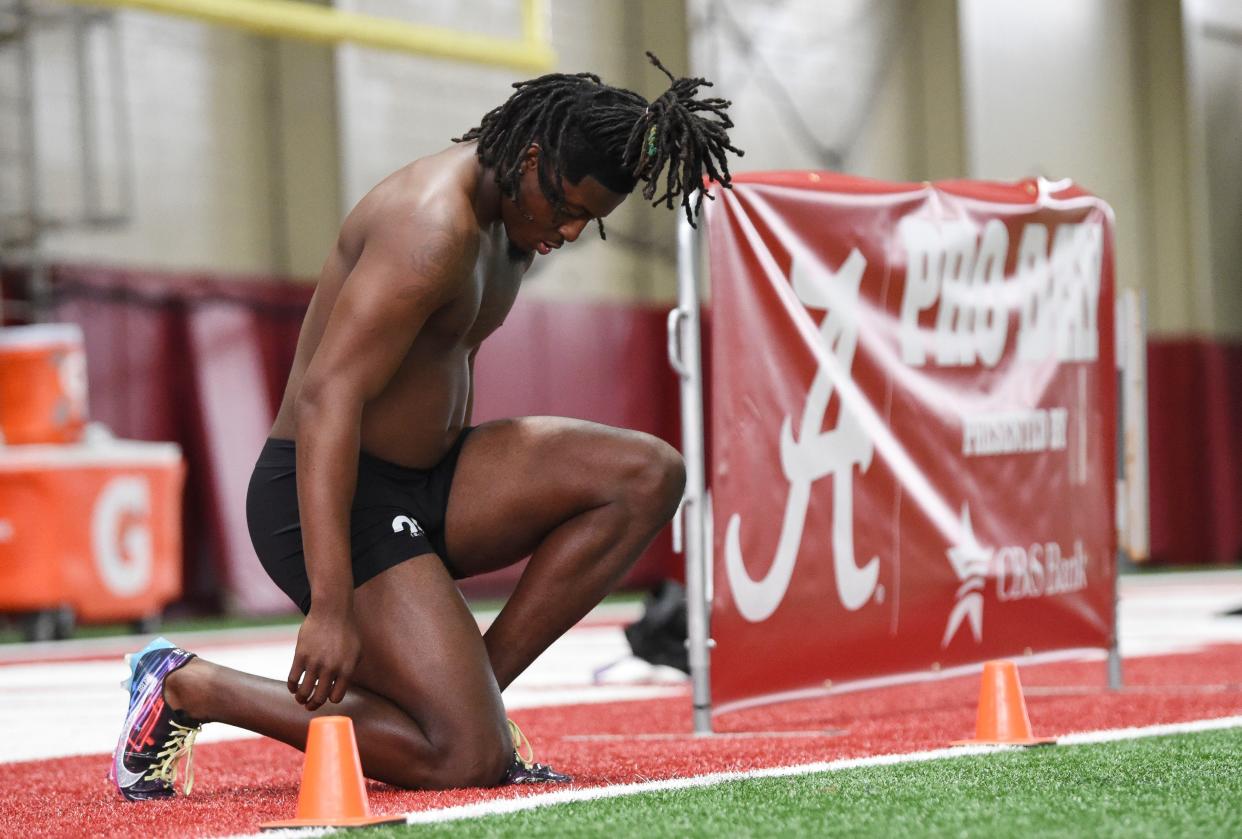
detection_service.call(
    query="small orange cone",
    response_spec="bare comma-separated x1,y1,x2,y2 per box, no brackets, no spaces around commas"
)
261,716,405,830
952,660,1055,746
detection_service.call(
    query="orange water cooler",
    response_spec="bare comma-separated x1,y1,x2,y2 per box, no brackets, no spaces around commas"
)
0,323,89,445
0,324,185,639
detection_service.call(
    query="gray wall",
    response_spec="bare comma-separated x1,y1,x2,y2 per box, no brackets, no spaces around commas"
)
12,0,687,303
688,0,965,181
690,0,1240,340
1183,0,1242,339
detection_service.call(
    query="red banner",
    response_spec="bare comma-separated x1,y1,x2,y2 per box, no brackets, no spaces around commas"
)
707,173,1116,711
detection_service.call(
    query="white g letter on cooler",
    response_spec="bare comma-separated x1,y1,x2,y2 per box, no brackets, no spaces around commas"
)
725,247,880,622
92,476,153,597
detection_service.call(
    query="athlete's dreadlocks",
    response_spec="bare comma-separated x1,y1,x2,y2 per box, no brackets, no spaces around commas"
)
454,52,742,236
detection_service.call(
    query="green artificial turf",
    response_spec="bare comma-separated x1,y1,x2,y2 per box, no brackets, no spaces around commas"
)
367,727,1242,838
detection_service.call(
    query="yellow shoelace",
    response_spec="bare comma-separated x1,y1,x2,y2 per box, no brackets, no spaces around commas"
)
508,719,536,768
144,720,200,795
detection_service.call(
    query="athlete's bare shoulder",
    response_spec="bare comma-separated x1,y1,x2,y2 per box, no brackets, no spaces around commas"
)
335,145,485,295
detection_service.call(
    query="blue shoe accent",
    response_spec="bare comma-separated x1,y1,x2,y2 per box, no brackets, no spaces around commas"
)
121,637,175,692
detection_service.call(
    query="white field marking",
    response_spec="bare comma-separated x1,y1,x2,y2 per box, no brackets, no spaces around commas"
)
1118,569,1242,656
222,715,1242,838
0,625,299,666
0,600,642,666
229,714,1242,838
1054,716,1242,744
0,615,683,764
392,716,1242,826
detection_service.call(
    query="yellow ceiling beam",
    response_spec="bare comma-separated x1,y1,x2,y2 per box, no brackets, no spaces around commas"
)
60,0,556,71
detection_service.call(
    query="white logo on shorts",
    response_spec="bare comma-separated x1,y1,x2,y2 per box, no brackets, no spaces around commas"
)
391,515,424,538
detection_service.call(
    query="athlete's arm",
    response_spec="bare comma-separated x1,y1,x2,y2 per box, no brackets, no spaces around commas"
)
290,207,474,711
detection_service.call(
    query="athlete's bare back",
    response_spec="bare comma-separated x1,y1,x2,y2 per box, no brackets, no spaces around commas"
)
270,143,530,467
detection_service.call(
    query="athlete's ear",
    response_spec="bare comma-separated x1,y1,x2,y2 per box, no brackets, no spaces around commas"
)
520,144,540,174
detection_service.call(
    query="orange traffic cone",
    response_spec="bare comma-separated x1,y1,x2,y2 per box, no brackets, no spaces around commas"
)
952,660,1055,746
261,716,405,830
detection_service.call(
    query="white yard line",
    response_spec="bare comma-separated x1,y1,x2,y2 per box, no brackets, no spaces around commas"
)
0,601,643,666
242,714,1242,838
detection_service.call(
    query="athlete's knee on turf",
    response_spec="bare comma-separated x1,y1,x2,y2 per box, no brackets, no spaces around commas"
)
618,435,686,523
432,731,511,789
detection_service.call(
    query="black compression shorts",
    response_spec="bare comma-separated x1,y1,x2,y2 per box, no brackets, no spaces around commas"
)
245,429,475,614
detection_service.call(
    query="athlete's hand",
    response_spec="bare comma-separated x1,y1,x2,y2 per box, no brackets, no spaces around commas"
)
288,607,362,711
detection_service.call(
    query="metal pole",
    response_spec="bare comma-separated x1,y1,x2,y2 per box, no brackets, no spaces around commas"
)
1108,291,1129,691
71,7,103,220
107,7,134,224
1108,288,1149,691
16,0,38,239
670,215,712,734
1110,291,1124,691
1133,292,1150,564
16,0,50,321
1107,549,1123,693
262,39,290,275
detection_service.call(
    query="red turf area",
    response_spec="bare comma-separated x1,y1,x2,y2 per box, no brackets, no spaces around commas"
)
5,645,1242,838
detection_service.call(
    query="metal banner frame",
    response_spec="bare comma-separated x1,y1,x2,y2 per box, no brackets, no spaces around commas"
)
668,216,712,734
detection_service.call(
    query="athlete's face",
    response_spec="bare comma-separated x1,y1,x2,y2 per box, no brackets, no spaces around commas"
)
502,144,628,260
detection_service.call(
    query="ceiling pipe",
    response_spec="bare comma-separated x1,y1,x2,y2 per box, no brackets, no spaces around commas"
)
58,0,555,71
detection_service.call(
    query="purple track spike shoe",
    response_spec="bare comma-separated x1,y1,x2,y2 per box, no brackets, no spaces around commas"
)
110,637,204,801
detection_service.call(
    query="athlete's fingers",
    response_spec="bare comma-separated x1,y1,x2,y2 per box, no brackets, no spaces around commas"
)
306,678,333,711
296,663,320,705
287,655,307,695
307,670,336,711
299,673,320,708
328,669,351,704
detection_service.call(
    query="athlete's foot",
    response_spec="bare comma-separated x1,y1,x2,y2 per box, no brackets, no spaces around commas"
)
502,719,571,784
111,638,205,801
501,752,572,784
